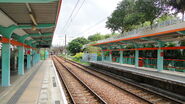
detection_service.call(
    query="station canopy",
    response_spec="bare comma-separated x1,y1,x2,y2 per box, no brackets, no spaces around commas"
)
90,19,185,50
0,0,61,48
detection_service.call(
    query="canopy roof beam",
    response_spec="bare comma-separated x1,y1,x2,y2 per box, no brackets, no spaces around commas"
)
0,0,58,3
25,3,42,34
177,31,185,35
140,37,163,43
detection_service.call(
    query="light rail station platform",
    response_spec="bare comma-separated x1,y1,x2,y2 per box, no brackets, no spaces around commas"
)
90,61,185,100
0,59,67,104
91,61,185,85
86,14,185,101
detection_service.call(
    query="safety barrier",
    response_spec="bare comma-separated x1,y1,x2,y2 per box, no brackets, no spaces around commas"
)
141,58,185,72
98,56,185,72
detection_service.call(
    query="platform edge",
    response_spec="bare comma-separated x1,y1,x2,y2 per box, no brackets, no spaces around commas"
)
52,60,68,104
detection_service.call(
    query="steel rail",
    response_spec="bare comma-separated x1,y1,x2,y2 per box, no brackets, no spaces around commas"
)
59,56,184,104
53,56,107,104
52,57,76,104
57,56,154,104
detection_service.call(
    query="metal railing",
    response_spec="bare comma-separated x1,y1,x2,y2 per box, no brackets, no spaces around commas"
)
98,56,185,72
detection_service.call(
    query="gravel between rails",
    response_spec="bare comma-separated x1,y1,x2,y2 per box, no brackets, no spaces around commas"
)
66,60,174,104
56,57,148,104
53,58,101,104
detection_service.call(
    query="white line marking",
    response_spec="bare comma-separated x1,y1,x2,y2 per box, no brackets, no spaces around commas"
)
52,61,68,104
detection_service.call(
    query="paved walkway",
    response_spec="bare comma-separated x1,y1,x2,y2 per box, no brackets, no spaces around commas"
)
0,59,67,104
91,61,185,86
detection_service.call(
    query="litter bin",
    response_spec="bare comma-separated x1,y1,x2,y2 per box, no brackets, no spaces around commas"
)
112,57,116,62
139,58,144,67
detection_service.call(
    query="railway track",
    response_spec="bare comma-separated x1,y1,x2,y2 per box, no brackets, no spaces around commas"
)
53,56,106,104
57,56,184,104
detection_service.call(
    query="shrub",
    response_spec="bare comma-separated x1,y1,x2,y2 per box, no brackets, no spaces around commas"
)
72,52,84,60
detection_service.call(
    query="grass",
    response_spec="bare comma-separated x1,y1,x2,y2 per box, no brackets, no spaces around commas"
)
59,54,90,66
72,58,90,66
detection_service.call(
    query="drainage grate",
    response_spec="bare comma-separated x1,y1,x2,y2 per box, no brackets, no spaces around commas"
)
55,100,60,104
52,77,57,87
7,62,44,104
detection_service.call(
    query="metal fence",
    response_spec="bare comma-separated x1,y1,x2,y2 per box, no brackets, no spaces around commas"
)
98,56,185,72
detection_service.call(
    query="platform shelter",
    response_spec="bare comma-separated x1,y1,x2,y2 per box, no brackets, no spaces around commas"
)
90,18,185,72
0,0,61,86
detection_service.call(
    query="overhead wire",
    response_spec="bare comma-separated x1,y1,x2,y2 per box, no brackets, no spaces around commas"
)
62,0,86,45
63,0,86,34
81,17,107,34
62,0,81,33
68,17,107,39
62,0,108,44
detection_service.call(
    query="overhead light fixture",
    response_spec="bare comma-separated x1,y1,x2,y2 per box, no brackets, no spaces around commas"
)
29,13,37,26
32,26,36,31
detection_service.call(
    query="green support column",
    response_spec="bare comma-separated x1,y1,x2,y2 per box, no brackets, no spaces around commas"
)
31,55,33,66
29,50,32,67
120,51,123,64
101,51,104,61
35,52,38,64
36,54,39,63
18,46,24,75
35,53,37,64
32,50,35,65
1,43,11,86
157,42,164,71
27,54,31,69
109,51,112,62
0,25,17,86
135,50,139,67
45,50,49,59
38,54,40,62
33,51,36,64
35,54,37,63
157,49,164,71
34,52,36,64
0,24,54,87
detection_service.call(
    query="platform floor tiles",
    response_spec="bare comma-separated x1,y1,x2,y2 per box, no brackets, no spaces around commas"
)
0,59,67,104
0,69,30,94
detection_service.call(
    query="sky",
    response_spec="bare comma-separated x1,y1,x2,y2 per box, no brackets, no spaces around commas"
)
52,0,122,46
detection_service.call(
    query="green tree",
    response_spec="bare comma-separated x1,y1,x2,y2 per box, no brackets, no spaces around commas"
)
155,14,175,23
106,0,166,33
88,33,117,42
88,33,104,42
67,37,89,55
135,0,166,26
104,33,117,39
163,0,185,58
106,0,135,33
165,0,185,20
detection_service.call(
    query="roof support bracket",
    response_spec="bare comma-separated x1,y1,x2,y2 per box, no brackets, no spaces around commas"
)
177,31,185,35
140,37,165,47
0,24,54,39
141,37,163,43
119,41,138,48
0,25,17,39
